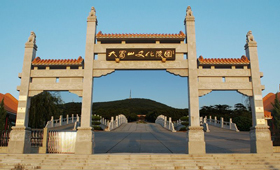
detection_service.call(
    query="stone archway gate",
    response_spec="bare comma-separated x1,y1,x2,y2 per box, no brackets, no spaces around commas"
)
8,6,273,154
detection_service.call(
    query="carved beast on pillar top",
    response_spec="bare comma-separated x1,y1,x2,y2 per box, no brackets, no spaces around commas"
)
186,6,193,16
246,30,255,43
27,31,36,44
89,6,96,17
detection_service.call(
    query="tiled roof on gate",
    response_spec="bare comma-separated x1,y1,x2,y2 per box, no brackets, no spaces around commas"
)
32,56,83,66
198,55,250,65
96,31,186,39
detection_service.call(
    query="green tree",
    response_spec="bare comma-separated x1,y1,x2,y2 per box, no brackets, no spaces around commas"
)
0,99,7,131
271,93,280,131
29,91,63,128
234,103,247,112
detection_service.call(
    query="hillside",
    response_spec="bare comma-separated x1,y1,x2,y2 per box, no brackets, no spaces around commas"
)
93,98,174,112
62,98,188,122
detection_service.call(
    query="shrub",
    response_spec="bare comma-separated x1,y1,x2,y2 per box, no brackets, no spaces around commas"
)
93,125,102,130
92,116,101,121
180,116,189,121
181,121,189,126
179,127,187,131
92,121,101,125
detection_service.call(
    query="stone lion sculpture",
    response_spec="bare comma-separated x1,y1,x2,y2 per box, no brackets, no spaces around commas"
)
246,30,254,43
28,31,36,44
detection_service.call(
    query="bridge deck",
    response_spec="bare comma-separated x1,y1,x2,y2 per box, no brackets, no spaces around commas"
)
94,123,250,154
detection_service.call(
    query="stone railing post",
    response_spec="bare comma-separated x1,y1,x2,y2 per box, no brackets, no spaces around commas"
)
229,118,232,129
169,117,172,130
59,115,63,126
76,114,79,122
220,117,224,128
106,120,109,127
115,116,119,127
66,115,69,124
164,116,167,128
51,116,54,127
214,116,217,126
39,127,49,153
111,117,114,129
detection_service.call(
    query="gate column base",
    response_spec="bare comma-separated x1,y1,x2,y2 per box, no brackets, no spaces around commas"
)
8,126,31,154
75,127,94,154
186,126,205,154
250,126,273,153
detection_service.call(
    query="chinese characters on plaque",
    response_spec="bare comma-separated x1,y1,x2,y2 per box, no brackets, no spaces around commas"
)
106,49,175,61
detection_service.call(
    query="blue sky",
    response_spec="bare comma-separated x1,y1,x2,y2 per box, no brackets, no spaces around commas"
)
0,0,279,109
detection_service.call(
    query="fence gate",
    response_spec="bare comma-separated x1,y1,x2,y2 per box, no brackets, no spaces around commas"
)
47,131,77,154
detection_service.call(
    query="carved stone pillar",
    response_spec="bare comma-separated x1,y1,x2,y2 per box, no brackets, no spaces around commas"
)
75,7,97,154
185,6,205,154
8,31,37,153
245,31,273,153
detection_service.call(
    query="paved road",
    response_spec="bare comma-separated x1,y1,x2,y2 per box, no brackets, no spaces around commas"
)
94,123,250,154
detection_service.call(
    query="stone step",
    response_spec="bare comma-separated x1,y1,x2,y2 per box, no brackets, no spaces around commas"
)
1,153,280,170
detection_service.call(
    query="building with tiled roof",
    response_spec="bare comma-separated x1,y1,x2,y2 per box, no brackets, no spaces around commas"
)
263,92,280,119
0,93,18,128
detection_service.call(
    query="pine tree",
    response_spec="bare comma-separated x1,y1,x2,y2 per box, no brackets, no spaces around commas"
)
271,92,280,131
0,99,7,131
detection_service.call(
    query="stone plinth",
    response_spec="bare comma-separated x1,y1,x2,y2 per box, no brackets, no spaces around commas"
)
250,126,273,153
186,126,205,154
8,127,31,153
75,127,94,154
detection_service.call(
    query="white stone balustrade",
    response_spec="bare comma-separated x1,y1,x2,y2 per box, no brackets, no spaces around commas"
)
155,115,176,132
103,114,128,131
201,116,239,132
45,114,80,128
